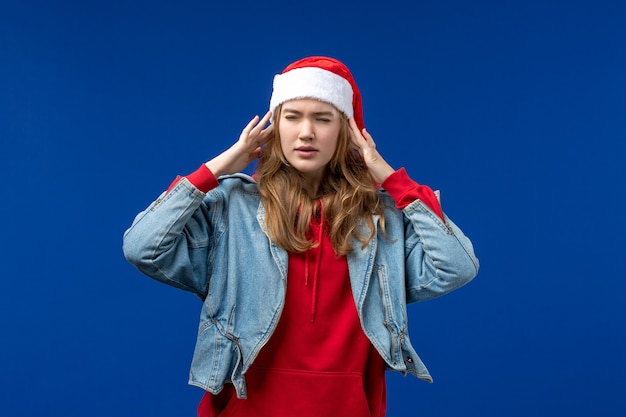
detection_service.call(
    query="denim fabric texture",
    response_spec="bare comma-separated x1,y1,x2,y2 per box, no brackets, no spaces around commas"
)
123,174,479,399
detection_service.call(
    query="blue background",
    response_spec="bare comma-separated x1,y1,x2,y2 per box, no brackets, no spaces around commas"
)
1,0,625,415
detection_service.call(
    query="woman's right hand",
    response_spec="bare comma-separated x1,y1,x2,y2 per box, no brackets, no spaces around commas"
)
205,111,274,177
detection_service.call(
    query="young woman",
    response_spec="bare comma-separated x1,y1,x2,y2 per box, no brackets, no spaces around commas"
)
123,56,479,417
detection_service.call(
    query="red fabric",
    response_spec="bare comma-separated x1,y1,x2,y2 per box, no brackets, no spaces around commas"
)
166,164,219,194
381,168,444,221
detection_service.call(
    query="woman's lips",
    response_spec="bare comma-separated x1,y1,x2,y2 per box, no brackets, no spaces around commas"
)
295,147,318,157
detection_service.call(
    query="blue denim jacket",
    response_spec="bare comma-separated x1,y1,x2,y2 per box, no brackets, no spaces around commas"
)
123,174,479,398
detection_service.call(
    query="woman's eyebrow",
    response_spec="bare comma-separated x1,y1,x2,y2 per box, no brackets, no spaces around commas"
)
283,108,335,117
312,111,336,117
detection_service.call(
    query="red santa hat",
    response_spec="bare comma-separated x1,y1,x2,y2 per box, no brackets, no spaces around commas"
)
269,56,365,131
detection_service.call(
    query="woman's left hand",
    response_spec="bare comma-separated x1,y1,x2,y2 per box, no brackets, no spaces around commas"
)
349,118,395,184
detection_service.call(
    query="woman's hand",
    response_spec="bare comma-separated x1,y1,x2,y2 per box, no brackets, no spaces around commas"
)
348,118,395,184
205,111,274,177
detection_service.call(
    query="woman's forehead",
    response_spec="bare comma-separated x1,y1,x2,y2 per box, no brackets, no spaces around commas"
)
281,98,340,114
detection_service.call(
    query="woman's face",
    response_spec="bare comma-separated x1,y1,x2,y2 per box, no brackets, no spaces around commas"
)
278,98,342,187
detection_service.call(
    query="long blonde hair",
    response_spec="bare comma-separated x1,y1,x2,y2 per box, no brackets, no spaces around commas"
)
256,104,387,255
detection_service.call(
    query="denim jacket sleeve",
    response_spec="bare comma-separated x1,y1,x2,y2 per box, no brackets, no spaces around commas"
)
122,178,219,298
401,198,479,303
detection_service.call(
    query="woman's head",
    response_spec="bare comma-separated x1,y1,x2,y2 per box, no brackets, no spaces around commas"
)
263,56,366,190
257,56,385,255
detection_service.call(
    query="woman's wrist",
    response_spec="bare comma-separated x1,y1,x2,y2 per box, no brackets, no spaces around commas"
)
205,157,226,178
369,160,395,184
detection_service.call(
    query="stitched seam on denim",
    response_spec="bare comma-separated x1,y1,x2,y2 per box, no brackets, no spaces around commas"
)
446,218,480,273
244,281,285,366
408,198,477,274
150,180,206,292
404,200,450,233
406,208,440,292
348,230,391,365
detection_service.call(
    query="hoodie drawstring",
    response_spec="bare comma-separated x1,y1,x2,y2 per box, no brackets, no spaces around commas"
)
304,200,324,323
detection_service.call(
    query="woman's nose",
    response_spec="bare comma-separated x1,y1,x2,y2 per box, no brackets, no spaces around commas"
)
298,119,314,140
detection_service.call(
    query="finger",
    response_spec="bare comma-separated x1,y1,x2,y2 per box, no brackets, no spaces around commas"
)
361,128,375,146
349,118,367,143
348,118,360,134
241,115,261,139
245,115,260,131
259,110,272,126
254,126,273,148
259,123,274,142
262,122,274,134
250,110,272,136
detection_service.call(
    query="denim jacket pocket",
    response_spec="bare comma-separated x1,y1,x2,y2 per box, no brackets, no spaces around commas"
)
189,320,243,395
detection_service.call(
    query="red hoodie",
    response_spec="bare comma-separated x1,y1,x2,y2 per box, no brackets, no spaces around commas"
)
168,166,443,417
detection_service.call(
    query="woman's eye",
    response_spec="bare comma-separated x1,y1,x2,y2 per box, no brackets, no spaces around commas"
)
317,118,331,123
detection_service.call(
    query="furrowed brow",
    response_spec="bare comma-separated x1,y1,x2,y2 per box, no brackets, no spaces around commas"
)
282,108,336,117
312,111,336,117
